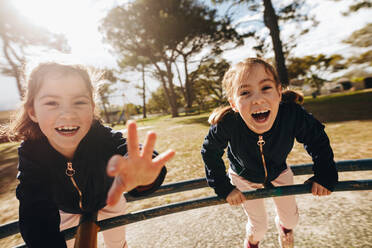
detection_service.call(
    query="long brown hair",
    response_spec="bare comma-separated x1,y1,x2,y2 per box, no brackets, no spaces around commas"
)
208,58,303,125
6,62,101,141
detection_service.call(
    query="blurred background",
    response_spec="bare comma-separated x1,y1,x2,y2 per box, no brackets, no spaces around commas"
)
0,0,371,122
0,0,371,247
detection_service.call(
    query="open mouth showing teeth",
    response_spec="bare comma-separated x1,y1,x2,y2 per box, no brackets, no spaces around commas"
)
252,110,270,122
55,126,80,133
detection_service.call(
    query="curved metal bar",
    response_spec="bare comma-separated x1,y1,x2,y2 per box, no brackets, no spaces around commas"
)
2,158,371,245
124,159,372,202
9,179,372,247
63,179,371,240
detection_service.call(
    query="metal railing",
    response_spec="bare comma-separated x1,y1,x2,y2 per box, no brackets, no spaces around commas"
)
1,159,371,247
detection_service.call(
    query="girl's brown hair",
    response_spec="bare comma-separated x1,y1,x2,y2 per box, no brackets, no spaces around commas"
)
6,62,101,141
208,58,303,125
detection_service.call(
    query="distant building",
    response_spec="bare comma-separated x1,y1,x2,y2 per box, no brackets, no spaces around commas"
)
301,84,315,96
320,82,343,95
336,78,352,90
365,77,372,89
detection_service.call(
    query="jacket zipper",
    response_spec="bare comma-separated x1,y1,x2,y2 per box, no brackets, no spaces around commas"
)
66,162,84,210
257,135,268,185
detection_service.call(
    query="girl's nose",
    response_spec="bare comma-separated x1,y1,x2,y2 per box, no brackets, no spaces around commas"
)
60,106,77,118
251,93,265,104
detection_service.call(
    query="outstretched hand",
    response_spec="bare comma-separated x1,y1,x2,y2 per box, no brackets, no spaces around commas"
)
106,120,175,206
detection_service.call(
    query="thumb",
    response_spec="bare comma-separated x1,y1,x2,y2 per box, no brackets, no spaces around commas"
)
106,176,126,206
107,155,124,177
106,155,127,206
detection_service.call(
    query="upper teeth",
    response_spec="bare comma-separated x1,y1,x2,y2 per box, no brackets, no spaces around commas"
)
253,110,269,114
56,126,78,131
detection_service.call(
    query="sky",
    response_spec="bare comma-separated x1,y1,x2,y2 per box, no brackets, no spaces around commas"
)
0,0,371,111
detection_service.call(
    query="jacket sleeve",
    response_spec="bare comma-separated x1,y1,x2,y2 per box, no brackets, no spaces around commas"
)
16,146,67,248
293,104,338,191
201,122,235,199
113,132,167,197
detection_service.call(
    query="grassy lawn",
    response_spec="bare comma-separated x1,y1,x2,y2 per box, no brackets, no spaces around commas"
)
0,110,14,125
302,89,372,123
0,89,371,247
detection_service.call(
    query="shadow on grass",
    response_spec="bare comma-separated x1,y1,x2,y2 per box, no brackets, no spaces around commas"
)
175,116,210,127
0,143,19,195
303,90,372,123
174,90,372,126
0,143,19,168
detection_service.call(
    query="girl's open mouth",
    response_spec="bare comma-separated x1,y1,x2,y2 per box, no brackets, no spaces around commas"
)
55,126,80,136
251,110,270,123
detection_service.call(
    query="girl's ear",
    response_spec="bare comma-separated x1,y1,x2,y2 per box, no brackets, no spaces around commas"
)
228,98,238,112
27,107,38,123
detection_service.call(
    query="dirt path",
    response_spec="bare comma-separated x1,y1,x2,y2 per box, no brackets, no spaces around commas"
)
113,191,372,248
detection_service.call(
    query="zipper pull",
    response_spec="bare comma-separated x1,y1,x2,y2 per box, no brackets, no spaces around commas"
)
257,135,269,186
257,135,265,147
66,162,75,177
65,162,84,210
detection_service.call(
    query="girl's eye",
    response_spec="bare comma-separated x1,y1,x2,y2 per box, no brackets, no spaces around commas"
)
45,101,58,106
262,86,272,91
240,91,251,96
75,101,88,105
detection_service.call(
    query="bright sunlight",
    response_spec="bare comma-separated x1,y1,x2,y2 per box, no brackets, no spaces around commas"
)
11,0,111,57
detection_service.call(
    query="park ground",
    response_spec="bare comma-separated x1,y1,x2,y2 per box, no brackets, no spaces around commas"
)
0,90,371,247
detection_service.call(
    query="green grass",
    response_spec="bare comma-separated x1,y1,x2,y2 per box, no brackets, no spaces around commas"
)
0,110,14,124
0,142,19,168
302,89,372,123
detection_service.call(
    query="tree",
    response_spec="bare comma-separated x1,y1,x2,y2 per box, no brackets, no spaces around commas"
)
147,85,185,114
343,23,372,47
192,59,230,109
97,81,114,123
0,0,69,98
287,54,345,93
147,87,171,114
118,55,151,119
100,0,243,117
347,50,372,66
96,69,122,124
341,0,372,16
124,103,142,117
342,23,372,67
214,0,316,86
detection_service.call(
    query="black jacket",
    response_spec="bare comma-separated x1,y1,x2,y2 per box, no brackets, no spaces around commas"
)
201,102,338,199
16,121,166,247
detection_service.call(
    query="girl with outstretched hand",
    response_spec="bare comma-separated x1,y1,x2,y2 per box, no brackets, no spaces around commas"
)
201,58,338,248
8,61,174,248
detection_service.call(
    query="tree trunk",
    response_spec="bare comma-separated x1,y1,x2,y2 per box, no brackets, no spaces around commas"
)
263,0,289,87
2,37,25,98
141,65,147,119
174,61,187,102
165,62,179,117
153,62,179,117
99,93,111,123
182,55,193,109
14,70,24,99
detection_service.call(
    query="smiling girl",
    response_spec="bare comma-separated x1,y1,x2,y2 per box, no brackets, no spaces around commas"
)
8,61,175,248
201,58,338,248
